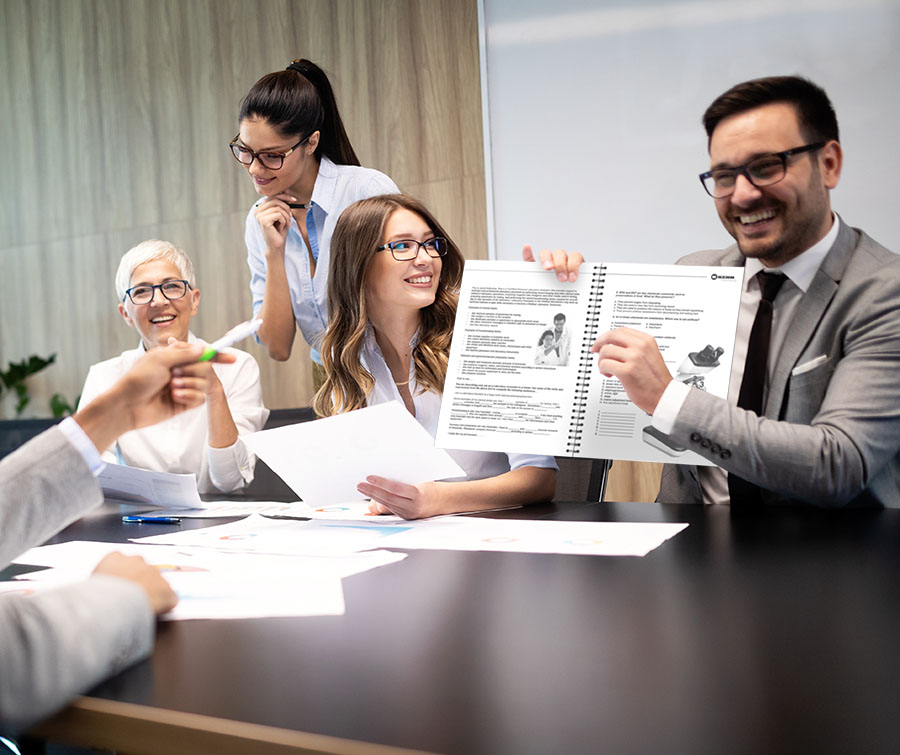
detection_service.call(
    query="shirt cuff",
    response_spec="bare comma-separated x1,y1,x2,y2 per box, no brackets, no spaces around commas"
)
207,439,254,492
651,380,691,435
59,416,105,476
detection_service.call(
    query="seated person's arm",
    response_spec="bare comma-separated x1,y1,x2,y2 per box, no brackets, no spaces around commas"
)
202,351,268,492
358,463,557,520
0,344,215,733
76,364,119,464
0,553,175,734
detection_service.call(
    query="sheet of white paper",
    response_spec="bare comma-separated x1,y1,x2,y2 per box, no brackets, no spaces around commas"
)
160,572,345,620
3,564,346,620
10,544,409,620
137,501,304,519
13,541,406,581
130,513,687,558
288,501,523,522
275,500,404,522
138,500,405,521
241,402,465,505
131,514,415,556
13,541,205,572
383,518,689,557
98,463,202,509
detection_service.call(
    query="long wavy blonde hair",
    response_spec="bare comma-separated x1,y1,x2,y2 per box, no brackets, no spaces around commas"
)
314,194,464,417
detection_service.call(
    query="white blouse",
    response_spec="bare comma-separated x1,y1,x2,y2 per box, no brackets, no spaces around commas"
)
77,334,269,493
360,329,557,481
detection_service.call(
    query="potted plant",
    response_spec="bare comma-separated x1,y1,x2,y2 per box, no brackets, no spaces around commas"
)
0,354,61,459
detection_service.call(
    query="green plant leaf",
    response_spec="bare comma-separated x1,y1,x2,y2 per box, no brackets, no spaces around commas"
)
15,384,29,416
1,353,56,387
50,392,75,418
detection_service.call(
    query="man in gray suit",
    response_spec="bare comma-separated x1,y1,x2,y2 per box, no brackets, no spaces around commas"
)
592,75,900,507
0,342,232,733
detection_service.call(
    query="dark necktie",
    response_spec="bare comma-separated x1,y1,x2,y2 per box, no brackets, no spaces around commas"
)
728,271,787,505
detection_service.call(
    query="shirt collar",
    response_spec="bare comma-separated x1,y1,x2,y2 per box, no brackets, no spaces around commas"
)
310,155,338,214
744,213,840,293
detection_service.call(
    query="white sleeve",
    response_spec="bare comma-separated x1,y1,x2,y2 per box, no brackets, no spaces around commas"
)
651,379,691,435
58,416,104,475
206,351,270,492
76,363,120,463
506,453,559,471
245,207,268,323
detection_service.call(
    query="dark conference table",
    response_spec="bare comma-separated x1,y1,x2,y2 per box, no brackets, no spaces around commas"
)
16,500,900,754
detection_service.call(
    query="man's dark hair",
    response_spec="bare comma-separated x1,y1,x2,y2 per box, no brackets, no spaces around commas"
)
702,75,839,146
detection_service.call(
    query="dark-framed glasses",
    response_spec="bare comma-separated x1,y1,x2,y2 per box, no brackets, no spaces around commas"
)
376,237,449,261
229,134,309,170
699,142,825,198
123,280,192,305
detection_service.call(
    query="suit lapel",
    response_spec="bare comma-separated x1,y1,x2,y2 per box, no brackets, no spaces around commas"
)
765,221,859,417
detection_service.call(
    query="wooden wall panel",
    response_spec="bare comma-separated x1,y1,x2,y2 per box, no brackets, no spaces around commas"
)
604,462,663,504
0,0,485,416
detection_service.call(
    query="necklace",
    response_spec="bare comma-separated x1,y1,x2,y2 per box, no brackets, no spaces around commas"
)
394,377,411,387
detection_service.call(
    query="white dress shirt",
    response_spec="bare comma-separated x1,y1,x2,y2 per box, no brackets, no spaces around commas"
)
77,334,269,493
360,328,558,480
652,215,841,504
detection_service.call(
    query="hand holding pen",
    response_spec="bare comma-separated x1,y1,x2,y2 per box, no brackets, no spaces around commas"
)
74,342,238,454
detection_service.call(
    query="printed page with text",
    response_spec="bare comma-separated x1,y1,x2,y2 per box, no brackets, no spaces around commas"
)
436,261,743,465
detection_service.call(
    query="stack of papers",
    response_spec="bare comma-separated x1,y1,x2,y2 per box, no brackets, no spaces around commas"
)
11,540,406,620
131,513,688,558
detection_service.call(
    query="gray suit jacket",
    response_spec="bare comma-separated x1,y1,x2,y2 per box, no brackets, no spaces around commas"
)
657,221,900,508
0,426,153,734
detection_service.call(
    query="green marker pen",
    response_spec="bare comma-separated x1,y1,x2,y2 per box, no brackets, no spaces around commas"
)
200,318,263,361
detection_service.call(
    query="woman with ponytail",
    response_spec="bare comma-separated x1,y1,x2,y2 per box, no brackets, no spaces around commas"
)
231,59,398,385
314,194,557,520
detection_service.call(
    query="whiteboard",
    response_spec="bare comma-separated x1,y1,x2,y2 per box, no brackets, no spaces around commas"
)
479,0,900,261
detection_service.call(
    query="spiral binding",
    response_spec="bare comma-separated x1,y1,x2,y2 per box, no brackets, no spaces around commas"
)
566,264,605,454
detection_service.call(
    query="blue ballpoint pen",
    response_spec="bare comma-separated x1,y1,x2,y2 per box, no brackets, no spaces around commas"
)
122,515,182,524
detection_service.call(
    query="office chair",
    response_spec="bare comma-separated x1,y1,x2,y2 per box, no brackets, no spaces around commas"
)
0,418,60,461
554,457,612,502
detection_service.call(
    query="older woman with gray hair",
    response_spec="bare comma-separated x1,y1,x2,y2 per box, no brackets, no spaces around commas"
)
77,239,269,493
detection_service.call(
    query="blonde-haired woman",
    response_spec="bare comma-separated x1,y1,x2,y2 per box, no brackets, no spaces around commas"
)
78,240,269,494
315,195,557,519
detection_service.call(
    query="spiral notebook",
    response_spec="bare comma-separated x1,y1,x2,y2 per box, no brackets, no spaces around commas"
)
435,260,743,465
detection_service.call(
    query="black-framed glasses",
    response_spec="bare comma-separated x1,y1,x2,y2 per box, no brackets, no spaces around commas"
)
229,134,309,170
376,237,449,261
123,280,192,305
699,142,826,198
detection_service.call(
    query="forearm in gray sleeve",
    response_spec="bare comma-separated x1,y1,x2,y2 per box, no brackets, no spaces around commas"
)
0,575,154,734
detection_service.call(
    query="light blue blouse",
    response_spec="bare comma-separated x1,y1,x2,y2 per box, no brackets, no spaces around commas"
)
245,156,398,363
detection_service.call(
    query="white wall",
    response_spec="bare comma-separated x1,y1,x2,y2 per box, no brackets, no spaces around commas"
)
481,0,900,261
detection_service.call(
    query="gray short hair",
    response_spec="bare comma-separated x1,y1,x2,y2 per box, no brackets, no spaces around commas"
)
115,239,197,302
